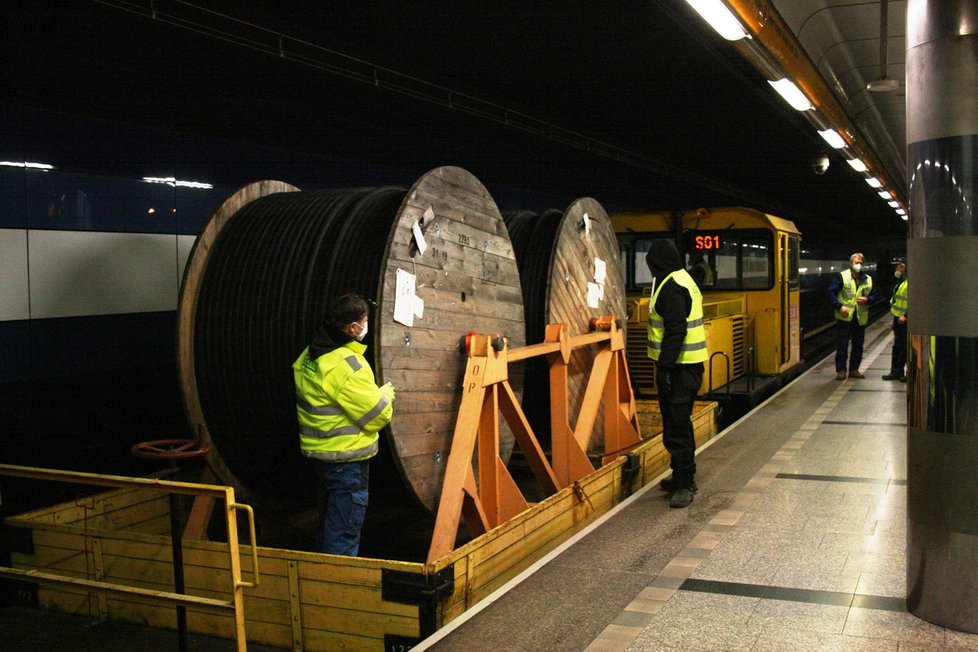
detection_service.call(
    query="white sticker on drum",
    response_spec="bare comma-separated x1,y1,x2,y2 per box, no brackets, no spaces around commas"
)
412,219,428,256
394,268,418,327
594,257,606,285
587,281,601,309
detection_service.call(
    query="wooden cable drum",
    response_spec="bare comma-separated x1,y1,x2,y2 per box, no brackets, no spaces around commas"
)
503,198,627,453
177,168,524,515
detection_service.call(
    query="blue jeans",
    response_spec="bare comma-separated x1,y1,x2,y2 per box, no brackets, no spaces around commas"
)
835,319,866,372
314,459,369,556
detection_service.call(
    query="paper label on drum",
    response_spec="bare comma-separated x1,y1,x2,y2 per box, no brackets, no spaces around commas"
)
412,219,428,255
587,281,601,308
394,268,417,327
594,257,606,284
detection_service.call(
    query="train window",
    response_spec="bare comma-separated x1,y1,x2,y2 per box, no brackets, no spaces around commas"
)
633,239,654,287
689,229,774,290
740,238,771,289
788,235,800,289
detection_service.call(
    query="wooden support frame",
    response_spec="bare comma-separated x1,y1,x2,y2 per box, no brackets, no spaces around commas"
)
427,318,642,563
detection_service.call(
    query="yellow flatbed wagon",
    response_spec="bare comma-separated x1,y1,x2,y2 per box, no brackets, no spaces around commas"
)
1,400,714,651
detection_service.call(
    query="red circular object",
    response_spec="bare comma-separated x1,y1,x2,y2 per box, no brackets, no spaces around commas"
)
130,439,211,460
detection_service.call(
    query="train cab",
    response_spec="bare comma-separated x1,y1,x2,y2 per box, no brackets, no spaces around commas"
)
612,207,801,410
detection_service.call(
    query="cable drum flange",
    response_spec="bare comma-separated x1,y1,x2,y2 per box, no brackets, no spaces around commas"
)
177,168,524,514
503,198,626,453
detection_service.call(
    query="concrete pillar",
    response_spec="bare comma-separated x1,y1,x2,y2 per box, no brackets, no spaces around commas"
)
905,0,978,633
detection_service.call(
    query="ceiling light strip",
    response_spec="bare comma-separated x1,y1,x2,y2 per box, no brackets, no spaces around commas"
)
722,0,905,205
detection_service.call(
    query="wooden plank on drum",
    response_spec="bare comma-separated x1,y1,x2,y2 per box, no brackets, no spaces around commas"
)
379,167,524,513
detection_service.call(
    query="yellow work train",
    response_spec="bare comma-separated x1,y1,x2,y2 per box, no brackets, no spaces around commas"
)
612,207,801,400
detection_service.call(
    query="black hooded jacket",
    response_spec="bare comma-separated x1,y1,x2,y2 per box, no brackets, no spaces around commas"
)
645,239,694,368
308,325,354,361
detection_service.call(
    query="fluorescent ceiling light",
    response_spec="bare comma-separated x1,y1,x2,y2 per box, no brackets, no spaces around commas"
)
846,158,868,172
878,190,893,199
888,201,900,208
817,129,846,149
684,0,748,40
901,215,909,221
768,79,812,111
868,77,900,92
1,160,54,170
864,177,882,188
896,209,907,215
143,176,214,189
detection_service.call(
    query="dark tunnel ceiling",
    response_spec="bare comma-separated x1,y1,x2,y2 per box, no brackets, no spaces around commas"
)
2,0,909,241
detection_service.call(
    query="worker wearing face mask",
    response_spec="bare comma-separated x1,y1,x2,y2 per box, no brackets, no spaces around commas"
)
293,293,395,556
828,253,878,380
883,258,908,382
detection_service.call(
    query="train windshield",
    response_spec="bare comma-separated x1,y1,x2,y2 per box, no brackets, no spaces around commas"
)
622,234,674,290
621,230,778,291
684,229,774,290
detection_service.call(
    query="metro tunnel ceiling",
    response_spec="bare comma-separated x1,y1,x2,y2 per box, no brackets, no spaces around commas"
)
1,1,909,243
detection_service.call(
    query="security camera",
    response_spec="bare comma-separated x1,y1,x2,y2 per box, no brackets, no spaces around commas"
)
812,154,830,175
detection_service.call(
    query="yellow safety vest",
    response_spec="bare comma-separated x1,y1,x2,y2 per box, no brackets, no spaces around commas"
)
293,341,394,463
890,278,908,318
646,269,708,364
835,269,873,325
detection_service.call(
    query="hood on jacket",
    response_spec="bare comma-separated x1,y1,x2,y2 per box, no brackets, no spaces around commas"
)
645,238,684,280
308,325,353,360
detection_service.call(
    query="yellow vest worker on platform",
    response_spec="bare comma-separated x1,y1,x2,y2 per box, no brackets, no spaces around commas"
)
646,239,708,508
828,253,877,380
293,294,395,556
883,258,909,382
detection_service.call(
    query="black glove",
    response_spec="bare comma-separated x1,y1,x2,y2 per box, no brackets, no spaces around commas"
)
656,366,673,396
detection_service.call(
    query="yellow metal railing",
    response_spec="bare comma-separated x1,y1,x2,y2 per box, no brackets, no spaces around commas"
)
0,464,258,652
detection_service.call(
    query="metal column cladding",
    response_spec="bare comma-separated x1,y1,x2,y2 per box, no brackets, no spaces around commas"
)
906,0,978,634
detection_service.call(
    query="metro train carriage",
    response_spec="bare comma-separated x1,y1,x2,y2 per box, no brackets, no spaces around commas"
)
612,207,803,419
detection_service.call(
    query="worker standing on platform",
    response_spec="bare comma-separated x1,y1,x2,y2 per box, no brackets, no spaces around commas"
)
883,258,908,382
646,240,708,508
828,252,876,380
293,293,395,556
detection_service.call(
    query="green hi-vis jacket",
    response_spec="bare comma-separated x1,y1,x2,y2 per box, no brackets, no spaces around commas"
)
890,278,908,318
293,340,394,463
835,268,873,325
647,269,708,364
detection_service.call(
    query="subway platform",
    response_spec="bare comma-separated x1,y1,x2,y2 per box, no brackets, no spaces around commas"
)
417,320,978,651
3,320,977,651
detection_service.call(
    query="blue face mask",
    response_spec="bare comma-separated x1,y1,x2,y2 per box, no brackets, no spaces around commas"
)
894,270,903,279
852,263,862,273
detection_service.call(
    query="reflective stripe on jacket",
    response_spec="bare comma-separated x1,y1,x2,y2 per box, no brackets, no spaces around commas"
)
646,269,708,364
835,269,873,325
293,341,393,463
890,278,908,318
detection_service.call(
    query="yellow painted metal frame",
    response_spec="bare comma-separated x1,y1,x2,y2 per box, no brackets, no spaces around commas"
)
0,464,258,652
427,318,642,563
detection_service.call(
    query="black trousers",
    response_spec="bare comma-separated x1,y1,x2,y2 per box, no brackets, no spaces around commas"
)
890,316,907,375
656,362,704,487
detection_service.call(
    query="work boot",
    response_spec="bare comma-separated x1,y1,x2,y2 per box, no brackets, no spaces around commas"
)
882,373,900,380
899,376,907,383
836,370,847,380
660,477,698,493
848,370,865,379
669,487,694,508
